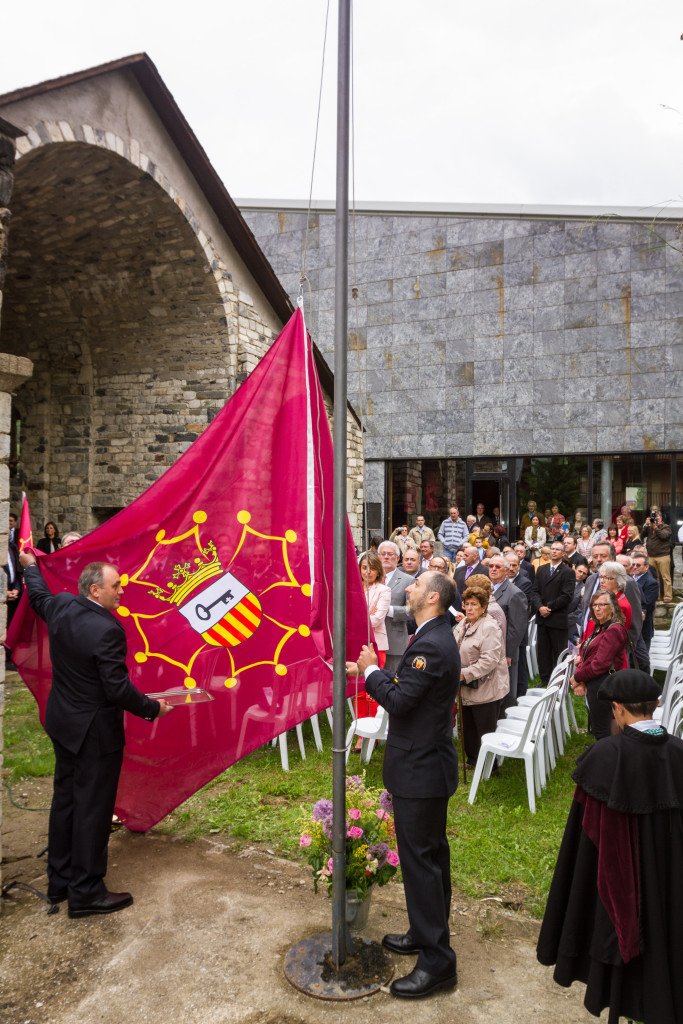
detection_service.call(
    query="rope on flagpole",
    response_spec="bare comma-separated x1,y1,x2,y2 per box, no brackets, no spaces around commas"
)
300,0,332,292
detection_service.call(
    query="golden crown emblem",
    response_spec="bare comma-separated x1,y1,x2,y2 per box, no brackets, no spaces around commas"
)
146,539,223,606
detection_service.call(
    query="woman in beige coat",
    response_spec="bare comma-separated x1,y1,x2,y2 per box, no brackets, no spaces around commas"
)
454,584,510,766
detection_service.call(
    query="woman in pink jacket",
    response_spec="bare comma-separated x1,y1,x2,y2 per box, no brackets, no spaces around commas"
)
355,552,391,718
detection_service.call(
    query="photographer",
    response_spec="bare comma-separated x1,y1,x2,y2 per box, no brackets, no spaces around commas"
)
642,507,673,603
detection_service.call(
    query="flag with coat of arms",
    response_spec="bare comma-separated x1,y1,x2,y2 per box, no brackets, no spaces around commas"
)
8,308,370,830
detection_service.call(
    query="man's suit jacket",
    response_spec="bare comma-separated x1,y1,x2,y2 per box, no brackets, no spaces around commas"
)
565,550,589,569
24,565,159,756
384,568,413,659
365,615,460,798
518,559,535,582
492,579,528,659
510,570,533,604
454,563,489,596
4,540,23,597
531,562,575,630
636,571,659,644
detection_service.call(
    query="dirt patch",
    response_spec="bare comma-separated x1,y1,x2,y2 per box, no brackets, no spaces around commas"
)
1,782,589,1024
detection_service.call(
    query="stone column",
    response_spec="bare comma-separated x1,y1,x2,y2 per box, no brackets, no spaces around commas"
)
0,115,32,906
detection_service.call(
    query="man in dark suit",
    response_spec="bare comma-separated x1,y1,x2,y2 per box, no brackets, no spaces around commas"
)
563,535,588,569
488,556,529,705
378,541,413,673
454,543,489,596
632,552,660,649
20,552,173,917
4,538,23,628
530,541,575,684
506,553,532,697
353,571,460,999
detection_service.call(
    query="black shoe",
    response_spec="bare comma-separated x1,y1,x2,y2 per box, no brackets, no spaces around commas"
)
390,965,458,999
68,890,133,918
382,932,422,955
48,891,68,906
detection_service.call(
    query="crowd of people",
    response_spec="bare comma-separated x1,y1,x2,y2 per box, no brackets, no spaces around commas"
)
357,500,679,758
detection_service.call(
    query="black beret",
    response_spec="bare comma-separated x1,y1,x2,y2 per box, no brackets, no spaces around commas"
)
597,669,661,704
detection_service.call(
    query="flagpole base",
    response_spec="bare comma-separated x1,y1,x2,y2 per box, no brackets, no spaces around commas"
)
283,932,393,1000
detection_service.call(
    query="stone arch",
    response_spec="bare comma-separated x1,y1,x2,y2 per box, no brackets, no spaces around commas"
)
4,123,243,532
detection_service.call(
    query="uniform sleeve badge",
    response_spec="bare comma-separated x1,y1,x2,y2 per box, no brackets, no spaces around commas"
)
412,656,426,670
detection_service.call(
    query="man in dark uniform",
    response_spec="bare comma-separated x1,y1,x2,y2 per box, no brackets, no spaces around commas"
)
20,552,173,917
538,670,683,1024
351,570,460,999
530,540,575,684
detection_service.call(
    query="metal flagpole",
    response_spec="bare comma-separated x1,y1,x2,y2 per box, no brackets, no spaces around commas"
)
331,0,351,970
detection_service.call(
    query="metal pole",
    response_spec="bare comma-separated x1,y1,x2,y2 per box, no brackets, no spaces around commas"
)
331,0,351,970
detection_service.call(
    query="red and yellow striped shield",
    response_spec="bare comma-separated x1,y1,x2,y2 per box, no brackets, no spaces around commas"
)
201,592,262,648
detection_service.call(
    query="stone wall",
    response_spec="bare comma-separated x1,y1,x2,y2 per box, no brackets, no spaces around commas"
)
243,205,683,462
0,117,34,906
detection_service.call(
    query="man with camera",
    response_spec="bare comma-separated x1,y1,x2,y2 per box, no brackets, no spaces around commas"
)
642,507,673,603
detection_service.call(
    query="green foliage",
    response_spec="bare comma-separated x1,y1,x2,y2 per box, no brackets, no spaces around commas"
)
520,456,583,518
3,682,54,782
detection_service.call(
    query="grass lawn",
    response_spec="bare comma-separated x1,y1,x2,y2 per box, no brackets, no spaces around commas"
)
3,678,591,918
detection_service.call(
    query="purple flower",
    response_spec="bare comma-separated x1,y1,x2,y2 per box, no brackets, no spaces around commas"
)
379,790,393,813
346,775,365,792
312,798,333,822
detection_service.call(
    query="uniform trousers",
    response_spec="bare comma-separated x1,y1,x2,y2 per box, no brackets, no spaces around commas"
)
536,624,567,685
48,729,123,907
392,794,456,976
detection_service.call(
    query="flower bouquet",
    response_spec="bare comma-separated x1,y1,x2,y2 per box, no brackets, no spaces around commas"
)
298,775,399,898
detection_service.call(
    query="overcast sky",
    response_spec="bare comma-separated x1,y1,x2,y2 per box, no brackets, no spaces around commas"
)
2,1,683,210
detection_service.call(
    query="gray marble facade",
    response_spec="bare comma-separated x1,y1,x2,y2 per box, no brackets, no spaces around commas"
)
242,205,683,463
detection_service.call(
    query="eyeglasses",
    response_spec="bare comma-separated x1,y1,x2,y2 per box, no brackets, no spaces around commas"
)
429,561,446,571
592,602,612,609
598,574,615,580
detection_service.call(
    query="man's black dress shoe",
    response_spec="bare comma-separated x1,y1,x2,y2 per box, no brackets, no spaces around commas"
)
68,890,133,918
390,965,457,999
382,932,422,955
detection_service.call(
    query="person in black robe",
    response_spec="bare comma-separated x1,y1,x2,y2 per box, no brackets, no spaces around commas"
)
537,669,683,1024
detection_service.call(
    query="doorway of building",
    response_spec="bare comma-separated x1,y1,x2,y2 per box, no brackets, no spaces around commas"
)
470,479,500,521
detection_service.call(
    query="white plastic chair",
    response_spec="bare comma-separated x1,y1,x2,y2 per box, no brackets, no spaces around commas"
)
344,707,388,764
505,662,573,766
650,603,683,647
468,689,557,813
498,682,562,784
653,654,683,724
650,611,683,673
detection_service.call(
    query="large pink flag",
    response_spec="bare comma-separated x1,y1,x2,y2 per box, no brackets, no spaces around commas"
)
9,309,369,830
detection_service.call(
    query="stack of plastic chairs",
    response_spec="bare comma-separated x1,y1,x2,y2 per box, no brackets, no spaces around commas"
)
501,657,575,771
468,687,558,814
650,604,683,674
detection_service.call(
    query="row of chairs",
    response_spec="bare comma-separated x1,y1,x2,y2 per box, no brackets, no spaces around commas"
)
468,654,577,813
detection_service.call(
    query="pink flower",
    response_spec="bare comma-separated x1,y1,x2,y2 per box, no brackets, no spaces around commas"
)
348,808,361,820
328,857,334,872
347,826,363,840
299,834,312,847
375,809,388,820
387,850,400,867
